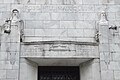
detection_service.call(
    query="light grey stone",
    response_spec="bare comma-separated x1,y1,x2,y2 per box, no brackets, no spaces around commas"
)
24,5,41,12
60,21,75,28
110,44,120,52
21,13,36,20
51,13,83,20
0,4,10,12
12,61,19,69
0,1,120,80
99,0,114,4
101,70,114,80
82,5,95,12
24,29,35,36
11,5,24,12
84,13,97,20
25,21,43,29
83,29,95,37
0,0,3,3
114,0,120,4
83,0,99,4
116,12,120,20
20,0,36,4
107,13,116,20
80,59,100,80
4,0,14,3
99,44,109,52
107,5,120,12
0,70,6,78
43,21,60,29
20,59,37,80
51,0,82,5
25,21,36,29
1,12,11,20
35,21,43,29
51,0,63,4
0,52,7,60
7,70,18,79
114,71,120,80
36,13,51,20
0,13,2,19
36,0,51,4
23,36,43,42
112,53,120,61
0,61,12,69
94,5,107,12
76,21,95,29
100,61,108,70
34,29,45,36
108,61,120,70
68,29,83,37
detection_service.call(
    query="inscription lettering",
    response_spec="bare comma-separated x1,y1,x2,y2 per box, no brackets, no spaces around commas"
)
21,44,98,57
24,5,82,12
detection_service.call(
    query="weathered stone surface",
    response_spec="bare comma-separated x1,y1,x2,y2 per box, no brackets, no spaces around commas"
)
101,70,114,80
0,70,6,78
0,61,12,69
108,61,120,70
0,0,120,80
6,70,18,79
112,53,120,60
80,59,100,80
20,58,37,80
20,43,99,58
114,71,120,80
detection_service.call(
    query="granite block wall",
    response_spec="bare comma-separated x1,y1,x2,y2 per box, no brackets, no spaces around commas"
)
0,0,120,80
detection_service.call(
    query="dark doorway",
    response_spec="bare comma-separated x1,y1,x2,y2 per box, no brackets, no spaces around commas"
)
38,66,80,80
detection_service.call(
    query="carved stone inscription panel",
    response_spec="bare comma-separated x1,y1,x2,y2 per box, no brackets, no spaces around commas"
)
24,5,82,12
20,43,99,58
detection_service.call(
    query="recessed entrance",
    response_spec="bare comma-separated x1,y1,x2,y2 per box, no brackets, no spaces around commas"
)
38,66,80,80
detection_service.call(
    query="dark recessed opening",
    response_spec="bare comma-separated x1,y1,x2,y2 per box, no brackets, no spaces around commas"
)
38,66,80,80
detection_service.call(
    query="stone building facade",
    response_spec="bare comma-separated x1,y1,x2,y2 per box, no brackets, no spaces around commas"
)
0,0,120,80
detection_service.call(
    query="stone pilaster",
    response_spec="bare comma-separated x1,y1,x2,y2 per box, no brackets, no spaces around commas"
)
0,9,22,80
99,11,114,80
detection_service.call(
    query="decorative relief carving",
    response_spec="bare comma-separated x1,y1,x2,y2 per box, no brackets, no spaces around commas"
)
20,42,98,57
24,5,81,13
49,44,71,51
21,45,44,56
1,9,24,65
1,9,24,34
9,52,16,65
99,11,108,25
94,30,101,42
10,9,21,25
3,19,11,34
